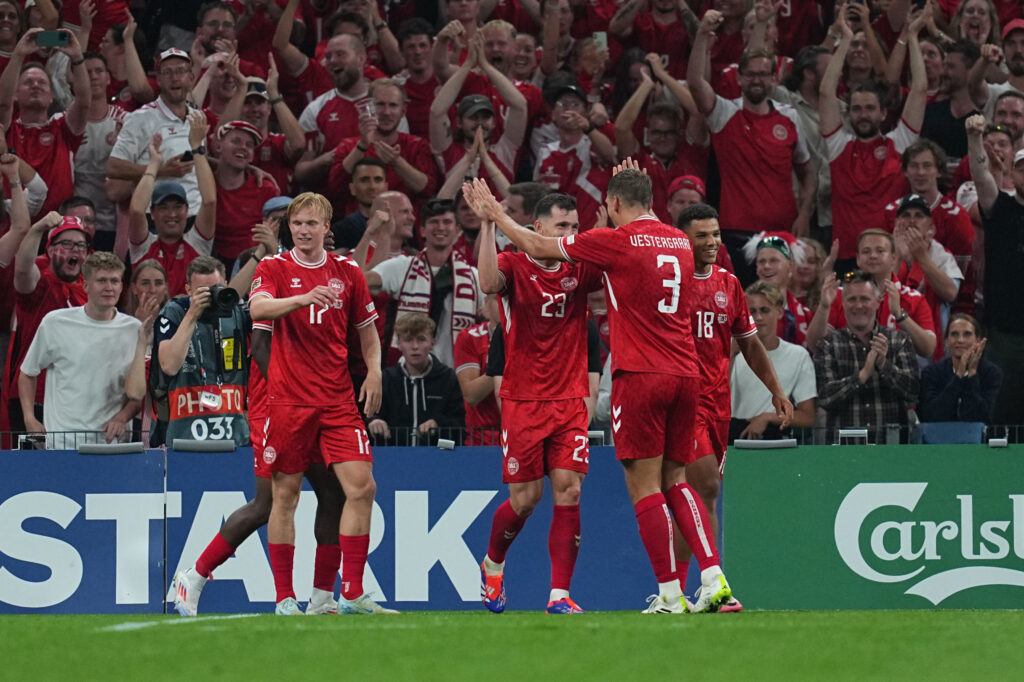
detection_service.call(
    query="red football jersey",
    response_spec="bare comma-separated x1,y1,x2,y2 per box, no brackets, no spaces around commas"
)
496,252,601,400
453,321,501,445
825,120,918,259
129,230,213,297
460,72,546,146
215,173,280,261
396,74,440,139
775,0,825,58
251,250,378,405
535,137,611,232
329,133,438,211
7,115,85,218
298,84,370,153
61,0,131,50
633,12,691,79
706,97,809,233
685,267,756,414
559,216,699,377
883,195,975,257
254,133,295,197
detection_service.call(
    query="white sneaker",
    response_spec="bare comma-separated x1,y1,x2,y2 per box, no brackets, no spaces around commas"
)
641,594,684,614
688,574,733,613
172,568,207,617
275,596,304,615
338,593,399,615
306,588,339,615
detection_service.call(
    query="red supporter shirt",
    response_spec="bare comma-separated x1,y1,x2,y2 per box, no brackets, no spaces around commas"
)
3,257,87,406
709,29,744,89
490,0,541,33
108,76,159,112
634,145,709,221
395,74,439,138
883,195,975,257
298,80,371,152
496,252,602,400
453,321,501,445
776,0,825,58
252,250,378,405
828,275,936,346
685,266,757,415
254,132,296,196
633,12,691,79
535,136,611,232
61,0,131,50
228,0,301,73
438,137,517,195
706,97,809,233
716,56,793,100
460,72,546,148
559,216,699,376
129,230,214,297
329,133,438,210
825,120,918,259
215,173,280,261
7,114,85,218
277,55,334,117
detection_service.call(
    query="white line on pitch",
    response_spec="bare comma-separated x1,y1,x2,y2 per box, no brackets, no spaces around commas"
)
100,613,261,631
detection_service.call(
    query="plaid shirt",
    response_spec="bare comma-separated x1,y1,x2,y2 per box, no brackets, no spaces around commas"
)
814,324,920,443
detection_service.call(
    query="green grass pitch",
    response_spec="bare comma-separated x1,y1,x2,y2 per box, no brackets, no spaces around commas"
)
4,610,1024,681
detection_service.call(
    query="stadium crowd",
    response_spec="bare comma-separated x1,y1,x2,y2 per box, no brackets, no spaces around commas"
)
3,0,1024,453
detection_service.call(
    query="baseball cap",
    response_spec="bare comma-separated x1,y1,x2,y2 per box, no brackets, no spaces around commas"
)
47,216,89,247
1014,148,1024,167
553,84,588,106
668,175,706,199
156,48,192,68
896,193,931,216
245,77,269,100
1003,18,1024,41
218,120,265,146
457,94,494,119
743,230,805,265
263,196,293,217
151,181,188,208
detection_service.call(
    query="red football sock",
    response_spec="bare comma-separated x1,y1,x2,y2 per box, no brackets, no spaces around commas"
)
549,505,581,591
486,499,528,564
634,493,677,583
195,533,235,578
339,534,369,600
665,482,720,571
268,543,295,603
313,543,341,593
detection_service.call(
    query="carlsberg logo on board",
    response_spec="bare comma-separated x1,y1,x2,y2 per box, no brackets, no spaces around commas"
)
835,483,1024,604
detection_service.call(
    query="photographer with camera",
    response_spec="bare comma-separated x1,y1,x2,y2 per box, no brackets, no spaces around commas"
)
152,256,251,447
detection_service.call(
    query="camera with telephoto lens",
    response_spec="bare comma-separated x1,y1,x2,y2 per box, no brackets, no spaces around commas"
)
202,284,240,320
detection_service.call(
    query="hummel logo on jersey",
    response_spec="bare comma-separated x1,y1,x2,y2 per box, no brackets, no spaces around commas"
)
503,530,517,540
159,319,170,334
530,274,538,281
328,113,339,121
501,430,509,456
611,405,622,433
574,534,581,547
291,278,302,288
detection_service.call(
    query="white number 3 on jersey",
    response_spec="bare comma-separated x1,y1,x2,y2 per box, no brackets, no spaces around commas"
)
657,254,680,314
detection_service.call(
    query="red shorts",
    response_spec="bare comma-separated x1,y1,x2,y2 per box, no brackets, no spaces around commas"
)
610,371,698,462
690,411,729,468
264,403,372,474
250,413,271,479
500,397,589,483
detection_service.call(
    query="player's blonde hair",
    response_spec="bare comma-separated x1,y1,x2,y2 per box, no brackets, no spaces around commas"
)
82,251,125,280
287,192,333,225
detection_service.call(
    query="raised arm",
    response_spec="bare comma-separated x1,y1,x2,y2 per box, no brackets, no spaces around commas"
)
13,211,61,294
463,178,565,261
966,114,999,217
429,40,478,153
432,21,465,83
686,10,721,116
189,111,216,240
476,219,506,295
609,0,643,41
539,0,560,77
819,13,853,136
480,43,528,148
968,43,998,112
0,153,29,267
614,62,655,157
272,0,307,76
60,29,90,135
128,134,163,244
901,13,928,131
121,19,156,104
0,30,43,129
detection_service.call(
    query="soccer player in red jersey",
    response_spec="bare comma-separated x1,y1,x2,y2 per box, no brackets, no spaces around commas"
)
465,160,791,613
676,203,793,613
249,192,394,615
473,192,602,615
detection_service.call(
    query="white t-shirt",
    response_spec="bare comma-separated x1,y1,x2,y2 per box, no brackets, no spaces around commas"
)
731,339,817,420
372,254,483,368
75,106,127,233
20,307,140,448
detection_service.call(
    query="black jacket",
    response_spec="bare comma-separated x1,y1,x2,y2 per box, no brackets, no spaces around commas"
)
918,356,1003,423
370,354,465,445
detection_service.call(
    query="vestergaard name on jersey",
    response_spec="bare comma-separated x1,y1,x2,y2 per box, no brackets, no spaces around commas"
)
628,234,691,250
